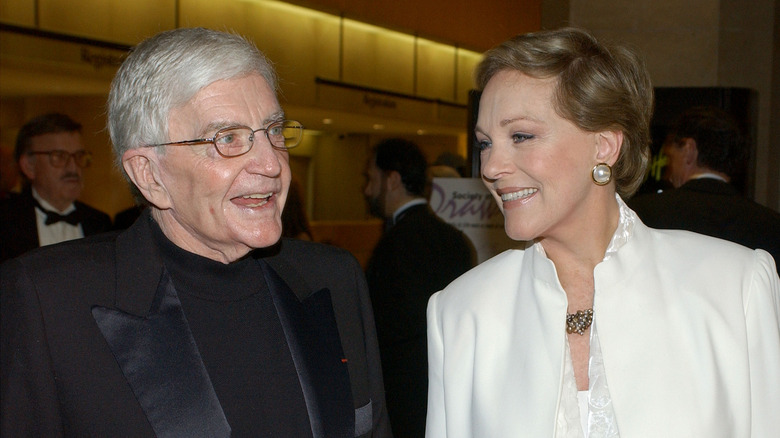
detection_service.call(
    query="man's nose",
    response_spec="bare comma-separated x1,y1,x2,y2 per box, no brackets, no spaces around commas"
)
245,136,283,176
63,154,80,170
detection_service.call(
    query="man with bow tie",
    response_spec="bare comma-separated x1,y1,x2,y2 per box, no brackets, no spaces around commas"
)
0,113,111,263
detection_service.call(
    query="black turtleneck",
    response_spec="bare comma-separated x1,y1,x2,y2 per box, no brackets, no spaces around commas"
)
150,218,312,437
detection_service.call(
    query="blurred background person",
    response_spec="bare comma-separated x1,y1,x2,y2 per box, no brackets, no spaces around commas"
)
0,112,111,263
0,143,20,199
432,152,468,178
630,106,780,273
426,28,780,438
363,138,474,438
282,177,314,240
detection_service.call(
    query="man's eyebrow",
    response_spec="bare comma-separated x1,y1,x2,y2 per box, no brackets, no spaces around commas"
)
198,111,286,137
200,120,243,137
263,110,285,125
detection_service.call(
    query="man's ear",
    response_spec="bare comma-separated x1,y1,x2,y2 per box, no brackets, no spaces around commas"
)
122,148,172,210
595,130,623,166
386,170,403,192
680,138,699,166
18,154,36,180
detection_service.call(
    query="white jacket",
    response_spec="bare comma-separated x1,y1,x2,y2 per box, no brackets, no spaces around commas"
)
426,211,780,437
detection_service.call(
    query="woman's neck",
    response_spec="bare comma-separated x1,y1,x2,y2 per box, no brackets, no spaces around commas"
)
540,193,620,278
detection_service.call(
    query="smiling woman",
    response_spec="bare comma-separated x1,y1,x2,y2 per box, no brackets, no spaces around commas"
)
425,27,780,438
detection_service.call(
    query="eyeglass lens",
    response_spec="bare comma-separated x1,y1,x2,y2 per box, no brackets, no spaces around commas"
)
34,150,92,168
213,121,303,157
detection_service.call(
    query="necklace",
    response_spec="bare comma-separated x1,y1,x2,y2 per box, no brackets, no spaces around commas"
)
566,308,593,335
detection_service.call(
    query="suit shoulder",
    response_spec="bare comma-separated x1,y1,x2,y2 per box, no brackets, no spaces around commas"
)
0,192,32,214
396,208,472,245
278,238,356,260
272,238,361,274
75,201,112,221
8,230,118,264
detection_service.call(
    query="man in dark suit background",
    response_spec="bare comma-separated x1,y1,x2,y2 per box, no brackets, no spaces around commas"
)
0,113,111,263
2,28,390,437
364,138,474,437
629,106,780,272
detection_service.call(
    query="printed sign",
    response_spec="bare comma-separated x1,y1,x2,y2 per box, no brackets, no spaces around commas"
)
429,178,519,263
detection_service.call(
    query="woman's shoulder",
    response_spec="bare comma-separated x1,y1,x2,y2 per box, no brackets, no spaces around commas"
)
637,225,778,286
430,248,530,310
643,225,761,260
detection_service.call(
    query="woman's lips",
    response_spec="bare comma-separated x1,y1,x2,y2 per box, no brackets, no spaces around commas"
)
500,188,538,202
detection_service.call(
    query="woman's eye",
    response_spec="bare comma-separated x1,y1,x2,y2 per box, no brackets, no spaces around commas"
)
475,139,491,152
512,133,534,143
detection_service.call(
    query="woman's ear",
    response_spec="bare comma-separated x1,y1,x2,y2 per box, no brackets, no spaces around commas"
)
596,130,623,166
122,148,172,210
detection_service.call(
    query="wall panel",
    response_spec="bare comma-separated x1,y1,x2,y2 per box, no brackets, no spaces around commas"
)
342,20,416,95
0,0,35,26
416,39,456,101
242,1,342,105
39,0,175,44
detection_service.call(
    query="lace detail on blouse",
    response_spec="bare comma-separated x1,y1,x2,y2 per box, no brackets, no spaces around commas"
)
586,323,620,437
555,195,632,438
557,336,585,438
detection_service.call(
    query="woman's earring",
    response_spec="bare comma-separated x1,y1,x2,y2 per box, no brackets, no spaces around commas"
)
591,163,612,186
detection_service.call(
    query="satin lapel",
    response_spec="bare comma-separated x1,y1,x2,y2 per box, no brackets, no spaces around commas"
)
260,260,354,438
92,271,231,438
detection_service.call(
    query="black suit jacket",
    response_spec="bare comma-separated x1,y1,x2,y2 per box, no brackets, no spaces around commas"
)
365,203,474,437
0,187,112,263
629,178,780,273
1,213,390,437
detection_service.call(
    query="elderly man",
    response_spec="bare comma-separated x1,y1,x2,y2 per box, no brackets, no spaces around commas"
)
0,113,112,263
1,28,390,437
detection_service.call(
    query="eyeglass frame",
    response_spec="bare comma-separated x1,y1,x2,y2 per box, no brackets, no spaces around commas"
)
27,150,93,168
143,119,304,158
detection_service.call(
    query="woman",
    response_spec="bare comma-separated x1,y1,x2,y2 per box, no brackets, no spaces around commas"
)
425,28,780,437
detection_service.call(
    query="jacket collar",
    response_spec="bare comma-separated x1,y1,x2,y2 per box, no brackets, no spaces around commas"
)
114,210,165,316
261,260,354,437
92,272,232,437
99,216,355,437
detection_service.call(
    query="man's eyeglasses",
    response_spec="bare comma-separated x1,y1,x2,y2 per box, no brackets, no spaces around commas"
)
28,150,93,168
145,120,304,158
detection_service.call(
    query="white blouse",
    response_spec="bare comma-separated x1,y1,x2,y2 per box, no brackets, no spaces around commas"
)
555,195,633,438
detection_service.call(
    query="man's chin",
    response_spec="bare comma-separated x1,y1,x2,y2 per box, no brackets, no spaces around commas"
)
241,224,283,249
366,200,385,219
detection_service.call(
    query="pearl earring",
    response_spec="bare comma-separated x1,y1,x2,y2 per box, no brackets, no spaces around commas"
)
591,163,612,185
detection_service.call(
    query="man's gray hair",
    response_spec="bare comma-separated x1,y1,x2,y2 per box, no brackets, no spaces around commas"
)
107,27,277,179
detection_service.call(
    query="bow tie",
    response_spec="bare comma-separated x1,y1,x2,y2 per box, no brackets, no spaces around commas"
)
35,202,82,226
